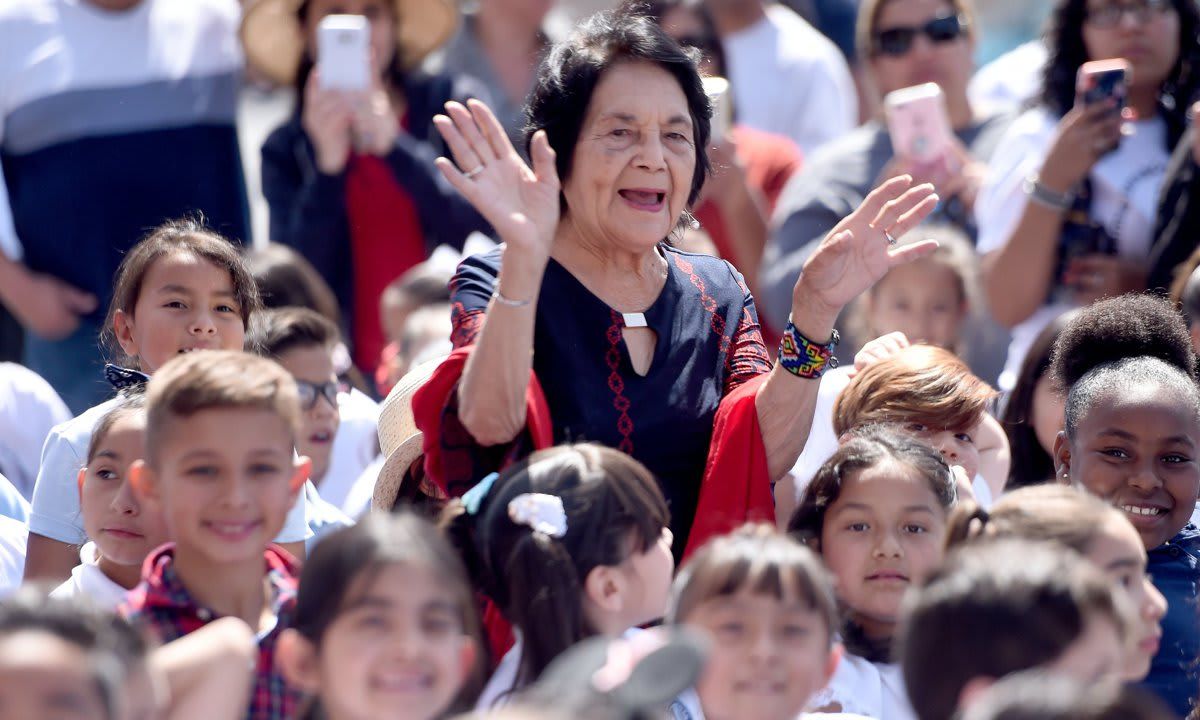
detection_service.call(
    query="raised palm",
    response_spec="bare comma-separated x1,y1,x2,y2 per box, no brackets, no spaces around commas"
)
794,176,940,313
434,100,561,261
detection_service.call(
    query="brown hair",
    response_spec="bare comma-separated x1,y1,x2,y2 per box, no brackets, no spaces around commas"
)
668,523,838,643
85,393,147,465
248,307,340,360
144,350,300,466
901,538,1129,720
855,0,977,61
833,344,996,437
103,217,260,366
945,484,1125,556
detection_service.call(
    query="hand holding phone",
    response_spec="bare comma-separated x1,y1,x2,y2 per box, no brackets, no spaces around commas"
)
884,83,954,168
1075,59,1130,112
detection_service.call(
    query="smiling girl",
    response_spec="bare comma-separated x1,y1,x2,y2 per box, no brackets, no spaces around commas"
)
1049,293,1200,715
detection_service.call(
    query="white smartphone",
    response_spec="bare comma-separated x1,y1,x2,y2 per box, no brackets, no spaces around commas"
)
884,83,954,166
703,76,733,141
317,15,371,91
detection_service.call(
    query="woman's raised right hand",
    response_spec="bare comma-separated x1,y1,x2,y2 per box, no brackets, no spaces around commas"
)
302,72,355,175
434,100,561,267
1038,100,1124,193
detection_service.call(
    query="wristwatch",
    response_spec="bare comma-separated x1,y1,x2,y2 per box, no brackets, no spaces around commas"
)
1022,173,1076,211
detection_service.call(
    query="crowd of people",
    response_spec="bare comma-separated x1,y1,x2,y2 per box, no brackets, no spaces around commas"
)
2,0,1200,718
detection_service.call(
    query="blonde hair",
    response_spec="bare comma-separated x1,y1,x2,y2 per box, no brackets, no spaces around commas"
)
145,350,300,466
833,344,996,437
848,223,979,349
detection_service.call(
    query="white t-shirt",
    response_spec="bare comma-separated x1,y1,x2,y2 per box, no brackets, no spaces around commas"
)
788,367,994,508
722,4,857,155
49,541,128,611
975,107,1169,390
668,687,871,719
29,398,312,546
0,362,71,499
316,389,381,514
809,653,916,719
0,515,26,599
968,40,1048,117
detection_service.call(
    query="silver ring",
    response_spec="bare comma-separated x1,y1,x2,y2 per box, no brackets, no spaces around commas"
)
884,230,897,246
464,165,485,179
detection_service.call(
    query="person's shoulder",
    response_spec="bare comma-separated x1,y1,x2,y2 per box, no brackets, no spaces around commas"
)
664,245,742,282
993,106,1058,148
0,0,56,25
156,0,239,27
764,4,849,66
451,245,503,284
337,388,380,423
47,397,118,445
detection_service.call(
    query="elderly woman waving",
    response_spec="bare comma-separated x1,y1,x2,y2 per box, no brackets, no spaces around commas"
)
411,9,937,557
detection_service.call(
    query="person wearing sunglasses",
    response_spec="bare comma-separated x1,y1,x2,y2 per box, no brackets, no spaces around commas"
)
761,0,1012,385
976,0,1200,400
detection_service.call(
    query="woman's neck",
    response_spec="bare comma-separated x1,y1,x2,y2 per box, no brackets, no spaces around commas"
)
172,545,272,631
553,221,668,307
97,555,143,590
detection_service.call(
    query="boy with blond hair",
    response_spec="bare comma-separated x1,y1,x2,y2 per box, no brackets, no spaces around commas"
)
121,350,310,720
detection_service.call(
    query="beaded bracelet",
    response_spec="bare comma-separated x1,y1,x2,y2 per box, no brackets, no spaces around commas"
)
779,314,839,379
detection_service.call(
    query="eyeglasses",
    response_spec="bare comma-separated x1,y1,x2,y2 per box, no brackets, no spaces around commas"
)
295,379,339,411
873,14,968,57
1086,0,1172,28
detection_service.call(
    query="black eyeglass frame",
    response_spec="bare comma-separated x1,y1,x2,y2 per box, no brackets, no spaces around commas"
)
295,379,339,411
1084,0,1173,29
872,13,970,58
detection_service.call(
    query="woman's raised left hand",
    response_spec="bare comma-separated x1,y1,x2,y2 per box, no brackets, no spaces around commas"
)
792,175,939,318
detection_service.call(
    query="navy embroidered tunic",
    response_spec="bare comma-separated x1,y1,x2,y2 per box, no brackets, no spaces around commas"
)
448,244,772,553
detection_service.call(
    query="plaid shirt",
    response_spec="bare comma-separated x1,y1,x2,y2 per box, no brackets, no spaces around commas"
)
120,544,302,720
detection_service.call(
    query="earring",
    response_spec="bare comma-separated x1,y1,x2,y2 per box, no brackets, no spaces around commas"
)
682,210,700,230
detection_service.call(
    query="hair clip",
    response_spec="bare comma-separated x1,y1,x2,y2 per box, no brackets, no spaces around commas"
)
508,493,568,538
462,472,499,516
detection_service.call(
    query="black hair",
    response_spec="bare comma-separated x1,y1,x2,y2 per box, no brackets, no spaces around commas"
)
1040,0,1200,149
1000,311,1076,489
960,671,1175,720
788,425,957,662
248,307,341,360
0,588,150,720
441,443,671,697
524,8,712,211
901,539,1127,720
292,513,487,718
1048,294,1200,438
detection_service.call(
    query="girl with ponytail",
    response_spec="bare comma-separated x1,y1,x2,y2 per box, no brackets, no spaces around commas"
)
439,443,675,709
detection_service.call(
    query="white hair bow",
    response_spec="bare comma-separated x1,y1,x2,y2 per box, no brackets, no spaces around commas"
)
508,493,568,538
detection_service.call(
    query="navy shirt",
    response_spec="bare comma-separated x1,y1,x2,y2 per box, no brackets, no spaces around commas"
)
448,245,772,554
1143,523,1200,716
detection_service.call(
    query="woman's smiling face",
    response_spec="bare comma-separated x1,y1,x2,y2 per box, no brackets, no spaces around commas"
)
560,60,698,252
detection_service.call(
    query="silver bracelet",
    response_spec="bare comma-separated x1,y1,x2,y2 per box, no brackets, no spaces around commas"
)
491,288,532,308
1022,173,1076,211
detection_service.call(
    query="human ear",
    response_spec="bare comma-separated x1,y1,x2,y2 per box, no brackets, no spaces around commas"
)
77,468,87,502
455,638,478,686
583,565,624,614
823,642,843,686
289,457,312,495
1052,431,1073,485
129,460,160,502
113,309,139,359
277,629,321,693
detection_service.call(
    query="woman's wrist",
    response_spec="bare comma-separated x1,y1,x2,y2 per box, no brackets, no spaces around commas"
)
788,291,840,347
498,244,548,302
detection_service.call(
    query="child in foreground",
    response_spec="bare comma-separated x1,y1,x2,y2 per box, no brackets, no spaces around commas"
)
278,513,486,720
121,350,311,720
51,394,168,609
789,426,958,719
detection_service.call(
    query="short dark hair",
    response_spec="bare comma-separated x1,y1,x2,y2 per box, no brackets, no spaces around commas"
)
103,216,260,365
1048,294,1200,439
86,393,147,465
960,671,1175,720
246,244,343,327
901,539,1127,720
524,8,712,210
249,307,341,360
1040,0,1200,149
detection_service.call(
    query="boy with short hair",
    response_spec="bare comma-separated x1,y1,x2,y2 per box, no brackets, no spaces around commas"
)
121,350,310,720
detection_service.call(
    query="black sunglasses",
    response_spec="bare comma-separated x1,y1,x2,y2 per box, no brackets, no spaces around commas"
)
873,14,968,57
295,379,339,411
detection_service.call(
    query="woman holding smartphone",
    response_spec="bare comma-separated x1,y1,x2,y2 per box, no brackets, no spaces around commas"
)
976,0,1200,391
242,0,491,376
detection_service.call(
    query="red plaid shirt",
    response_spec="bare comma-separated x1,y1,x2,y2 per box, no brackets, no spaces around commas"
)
120,544,302,720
